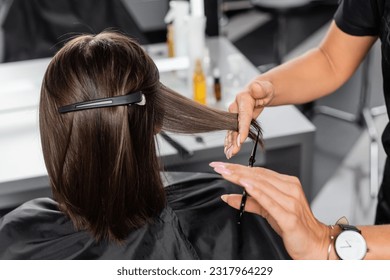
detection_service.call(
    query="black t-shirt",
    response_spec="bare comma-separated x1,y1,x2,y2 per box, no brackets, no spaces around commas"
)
334,0,390,156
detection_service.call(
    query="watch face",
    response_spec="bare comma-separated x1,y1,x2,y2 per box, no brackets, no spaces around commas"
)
335,230,367,260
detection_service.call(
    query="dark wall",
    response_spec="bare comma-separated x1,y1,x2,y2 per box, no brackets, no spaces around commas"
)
2,0,147,62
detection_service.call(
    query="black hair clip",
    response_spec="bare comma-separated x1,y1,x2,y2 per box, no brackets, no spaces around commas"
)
58,91,146,114
238,128,260,225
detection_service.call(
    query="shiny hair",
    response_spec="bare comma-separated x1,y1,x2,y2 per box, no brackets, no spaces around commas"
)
39,31,261,242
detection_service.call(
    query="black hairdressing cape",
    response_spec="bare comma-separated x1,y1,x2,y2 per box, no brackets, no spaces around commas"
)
0,172,289,259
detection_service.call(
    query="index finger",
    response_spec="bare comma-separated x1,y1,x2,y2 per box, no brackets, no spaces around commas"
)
210,162,295,195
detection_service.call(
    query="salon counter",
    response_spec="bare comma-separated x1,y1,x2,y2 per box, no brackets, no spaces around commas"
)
0,37,315,210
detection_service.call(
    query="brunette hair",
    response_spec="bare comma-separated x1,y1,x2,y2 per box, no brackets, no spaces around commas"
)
39,31,261,242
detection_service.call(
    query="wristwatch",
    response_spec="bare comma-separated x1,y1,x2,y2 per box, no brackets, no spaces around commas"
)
334,224,367,260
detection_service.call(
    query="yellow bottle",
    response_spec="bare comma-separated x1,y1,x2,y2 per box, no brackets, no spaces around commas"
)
193,59,207,105
167,24,175,58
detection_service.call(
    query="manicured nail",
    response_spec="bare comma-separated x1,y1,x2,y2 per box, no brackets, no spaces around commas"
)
221,195,228,203
214,166,232,175
226,147,232,159
228,148,234,159
224,145,230,155
237,134,241,148
239,179,254,191
209,162,226,168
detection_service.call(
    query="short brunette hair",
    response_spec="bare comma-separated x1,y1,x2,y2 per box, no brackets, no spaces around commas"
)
39,31,261,242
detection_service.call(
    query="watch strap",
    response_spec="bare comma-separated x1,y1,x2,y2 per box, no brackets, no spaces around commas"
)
335,216,349,225
338,224,361,234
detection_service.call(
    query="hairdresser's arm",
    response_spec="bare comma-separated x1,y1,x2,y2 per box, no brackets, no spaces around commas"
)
225,22,376,158
209,162,390,260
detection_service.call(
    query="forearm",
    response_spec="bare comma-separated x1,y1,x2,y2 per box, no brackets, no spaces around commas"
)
256,47,344,106
252,21,376,107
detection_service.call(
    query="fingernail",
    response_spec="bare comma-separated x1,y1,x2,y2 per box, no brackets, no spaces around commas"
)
224,145,230,155
239,179,253,191
226,147,232,159
221,195,228,203
209,162,226,168
228,148,234,159
214,166,232,175
237,133,241,148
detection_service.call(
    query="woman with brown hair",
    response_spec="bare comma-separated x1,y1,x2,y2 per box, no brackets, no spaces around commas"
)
0,31,287,259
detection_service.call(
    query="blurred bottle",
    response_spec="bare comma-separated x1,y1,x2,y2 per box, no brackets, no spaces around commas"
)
213,68,221,102
188,0,206,64
193,59,207,105
164,1,190,58
166,24,175,58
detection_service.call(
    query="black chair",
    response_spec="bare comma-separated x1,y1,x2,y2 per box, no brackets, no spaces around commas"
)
249,1,333,122
312,50,387,198
250,0,313,67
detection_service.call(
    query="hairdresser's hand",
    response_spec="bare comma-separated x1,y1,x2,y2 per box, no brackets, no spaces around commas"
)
224,80,274,159
209,161,330,260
